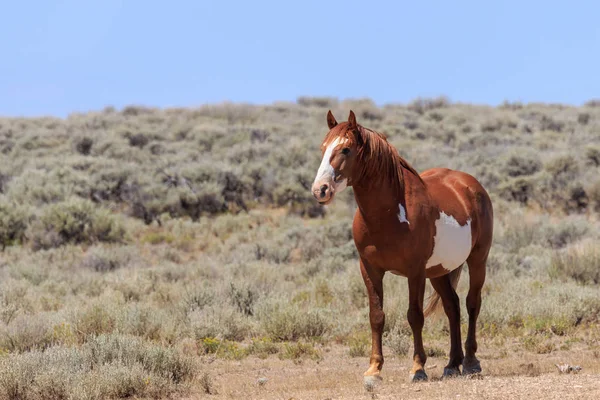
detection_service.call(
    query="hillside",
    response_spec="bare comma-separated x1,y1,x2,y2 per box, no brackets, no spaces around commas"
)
1,97,600,399
2,97,600,226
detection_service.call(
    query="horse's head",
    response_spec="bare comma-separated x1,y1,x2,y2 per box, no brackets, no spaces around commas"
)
311,110,363,205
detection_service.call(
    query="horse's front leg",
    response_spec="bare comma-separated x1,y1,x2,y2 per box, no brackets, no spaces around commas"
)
360,258,385,383
407,268,428,382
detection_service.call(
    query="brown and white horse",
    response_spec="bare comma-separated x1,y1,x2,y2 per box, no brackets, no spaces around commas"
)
311,110,494,384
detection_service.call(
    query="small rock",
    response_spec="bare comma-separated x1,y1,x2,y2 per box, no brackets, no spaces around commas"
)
257,377,268,386
555,363,582,374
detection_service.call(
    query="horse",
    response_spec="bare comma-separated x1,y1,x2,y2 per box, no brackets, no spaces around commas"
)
311,110,494,384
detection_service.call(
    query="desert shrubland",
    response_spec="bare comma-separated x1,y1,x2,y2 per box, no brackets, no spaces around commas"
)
1,97,600,398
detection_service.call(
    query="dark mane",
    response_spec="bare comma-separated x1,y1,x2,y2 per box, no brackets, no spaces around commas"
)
357,125,423,188
324,122,423,192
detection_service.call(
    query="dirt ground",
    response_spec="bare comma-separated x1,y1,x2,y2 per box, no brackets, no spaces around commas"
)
185,344,600,400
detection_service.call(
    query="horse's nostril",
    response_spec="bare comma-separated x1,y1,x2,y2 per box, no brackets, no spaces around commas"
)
319,184,328,198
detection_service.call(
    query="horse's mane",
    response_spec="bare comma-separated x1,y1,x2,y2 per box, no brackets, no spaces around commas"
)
324,122,424,192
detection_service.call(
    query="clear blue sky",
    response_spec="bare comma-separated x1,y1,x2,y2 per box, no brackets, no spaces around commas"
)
1,0,599,117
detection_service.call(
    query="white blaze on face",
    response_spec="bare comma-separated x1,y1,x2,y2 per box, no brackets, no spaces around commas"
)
313,137,348,193
398,203,410,225
426,211,472,271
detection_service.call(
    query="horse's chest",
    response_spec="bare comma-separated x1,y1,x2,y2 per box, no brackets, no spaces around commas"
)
354,227,424,273
425,211,472,271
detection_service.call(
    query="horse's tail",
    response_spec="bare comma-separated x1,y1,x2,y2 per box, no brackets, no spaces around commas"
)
423,265,463,318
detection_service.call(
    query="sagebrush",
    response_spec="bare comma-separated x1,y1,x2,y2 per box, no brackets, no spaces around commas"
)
1,97,600,398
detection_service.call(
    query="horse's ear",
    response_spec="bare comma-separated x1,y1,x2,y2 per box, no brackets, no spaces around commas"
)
327,110,338,129
348,110,358,130
348,110,363,146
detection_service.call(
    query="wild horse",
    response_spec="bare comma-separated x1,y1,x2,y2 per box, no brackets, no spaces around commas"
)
311,110,493,384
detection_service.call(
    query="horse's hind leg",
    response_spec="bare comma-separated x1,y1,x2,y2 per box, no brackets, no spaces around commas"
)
463,249,488,375
430,272,464,377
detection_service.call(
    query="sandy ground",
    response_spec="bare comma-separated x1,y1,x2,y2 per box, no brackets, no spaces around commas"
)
184,343,600,400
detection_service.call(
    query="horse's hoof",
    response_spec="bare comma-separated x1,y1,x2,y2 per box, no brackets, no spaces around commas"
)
409,369,428,383
363,374,382,392
462,358,482,375
442,366,461,379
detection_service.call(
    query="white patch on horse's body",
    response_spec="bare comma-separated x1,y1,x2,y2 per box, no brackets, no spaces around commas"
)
426,211,472,271
313,137,348,193
397,203,410,225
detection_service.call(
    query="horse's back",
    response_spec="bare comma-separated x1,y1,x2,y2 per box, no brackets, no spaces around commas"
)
420,167,488,194
420,167,493,249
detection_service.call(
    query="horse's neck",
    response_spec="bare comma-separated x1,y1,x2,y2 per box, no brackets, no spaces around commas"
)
352,166,407,226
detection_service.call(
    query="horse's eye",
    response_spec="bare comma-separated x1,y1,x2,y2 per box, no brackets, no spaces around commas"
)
341,148,350,155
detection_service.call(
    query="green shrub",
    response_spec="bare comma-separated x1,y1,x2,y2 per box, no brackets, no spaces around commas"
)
588,178,600,212
585,145,600,167
246,337,280,359
0,201,28,249
28,198,126,250
6,168,89,207
74,303,119,338
198,371,217,395
502,149,542,177
279,342,322,362
407,96,450,114
0,314,54,353
84,334,196,383
426,346,447,358
79,245,134,272
296,96,338,108
383,326,411,357
577,112,591,125
259,302,330,342
542,218,588,248
198,337,246,360
498,177,534,204
347,332,370,358
573,297,600,325
273,181,324,218
228,282,259,316
163,182,228,221
549,243,600,285
127,133,149,149
544,155,579,178
181,286,216,313
481,118,504,133
118,305,165,341
189,305,253,341
541,179,588,213
496,214,541,252
521,335,555,354
73,136,94,155
0,351,42,400
0,334,196,400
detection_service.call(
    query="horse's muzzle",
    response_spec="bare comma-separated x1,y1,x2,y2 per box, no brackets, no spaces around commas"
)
319,184,329,198
312,181,333,204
